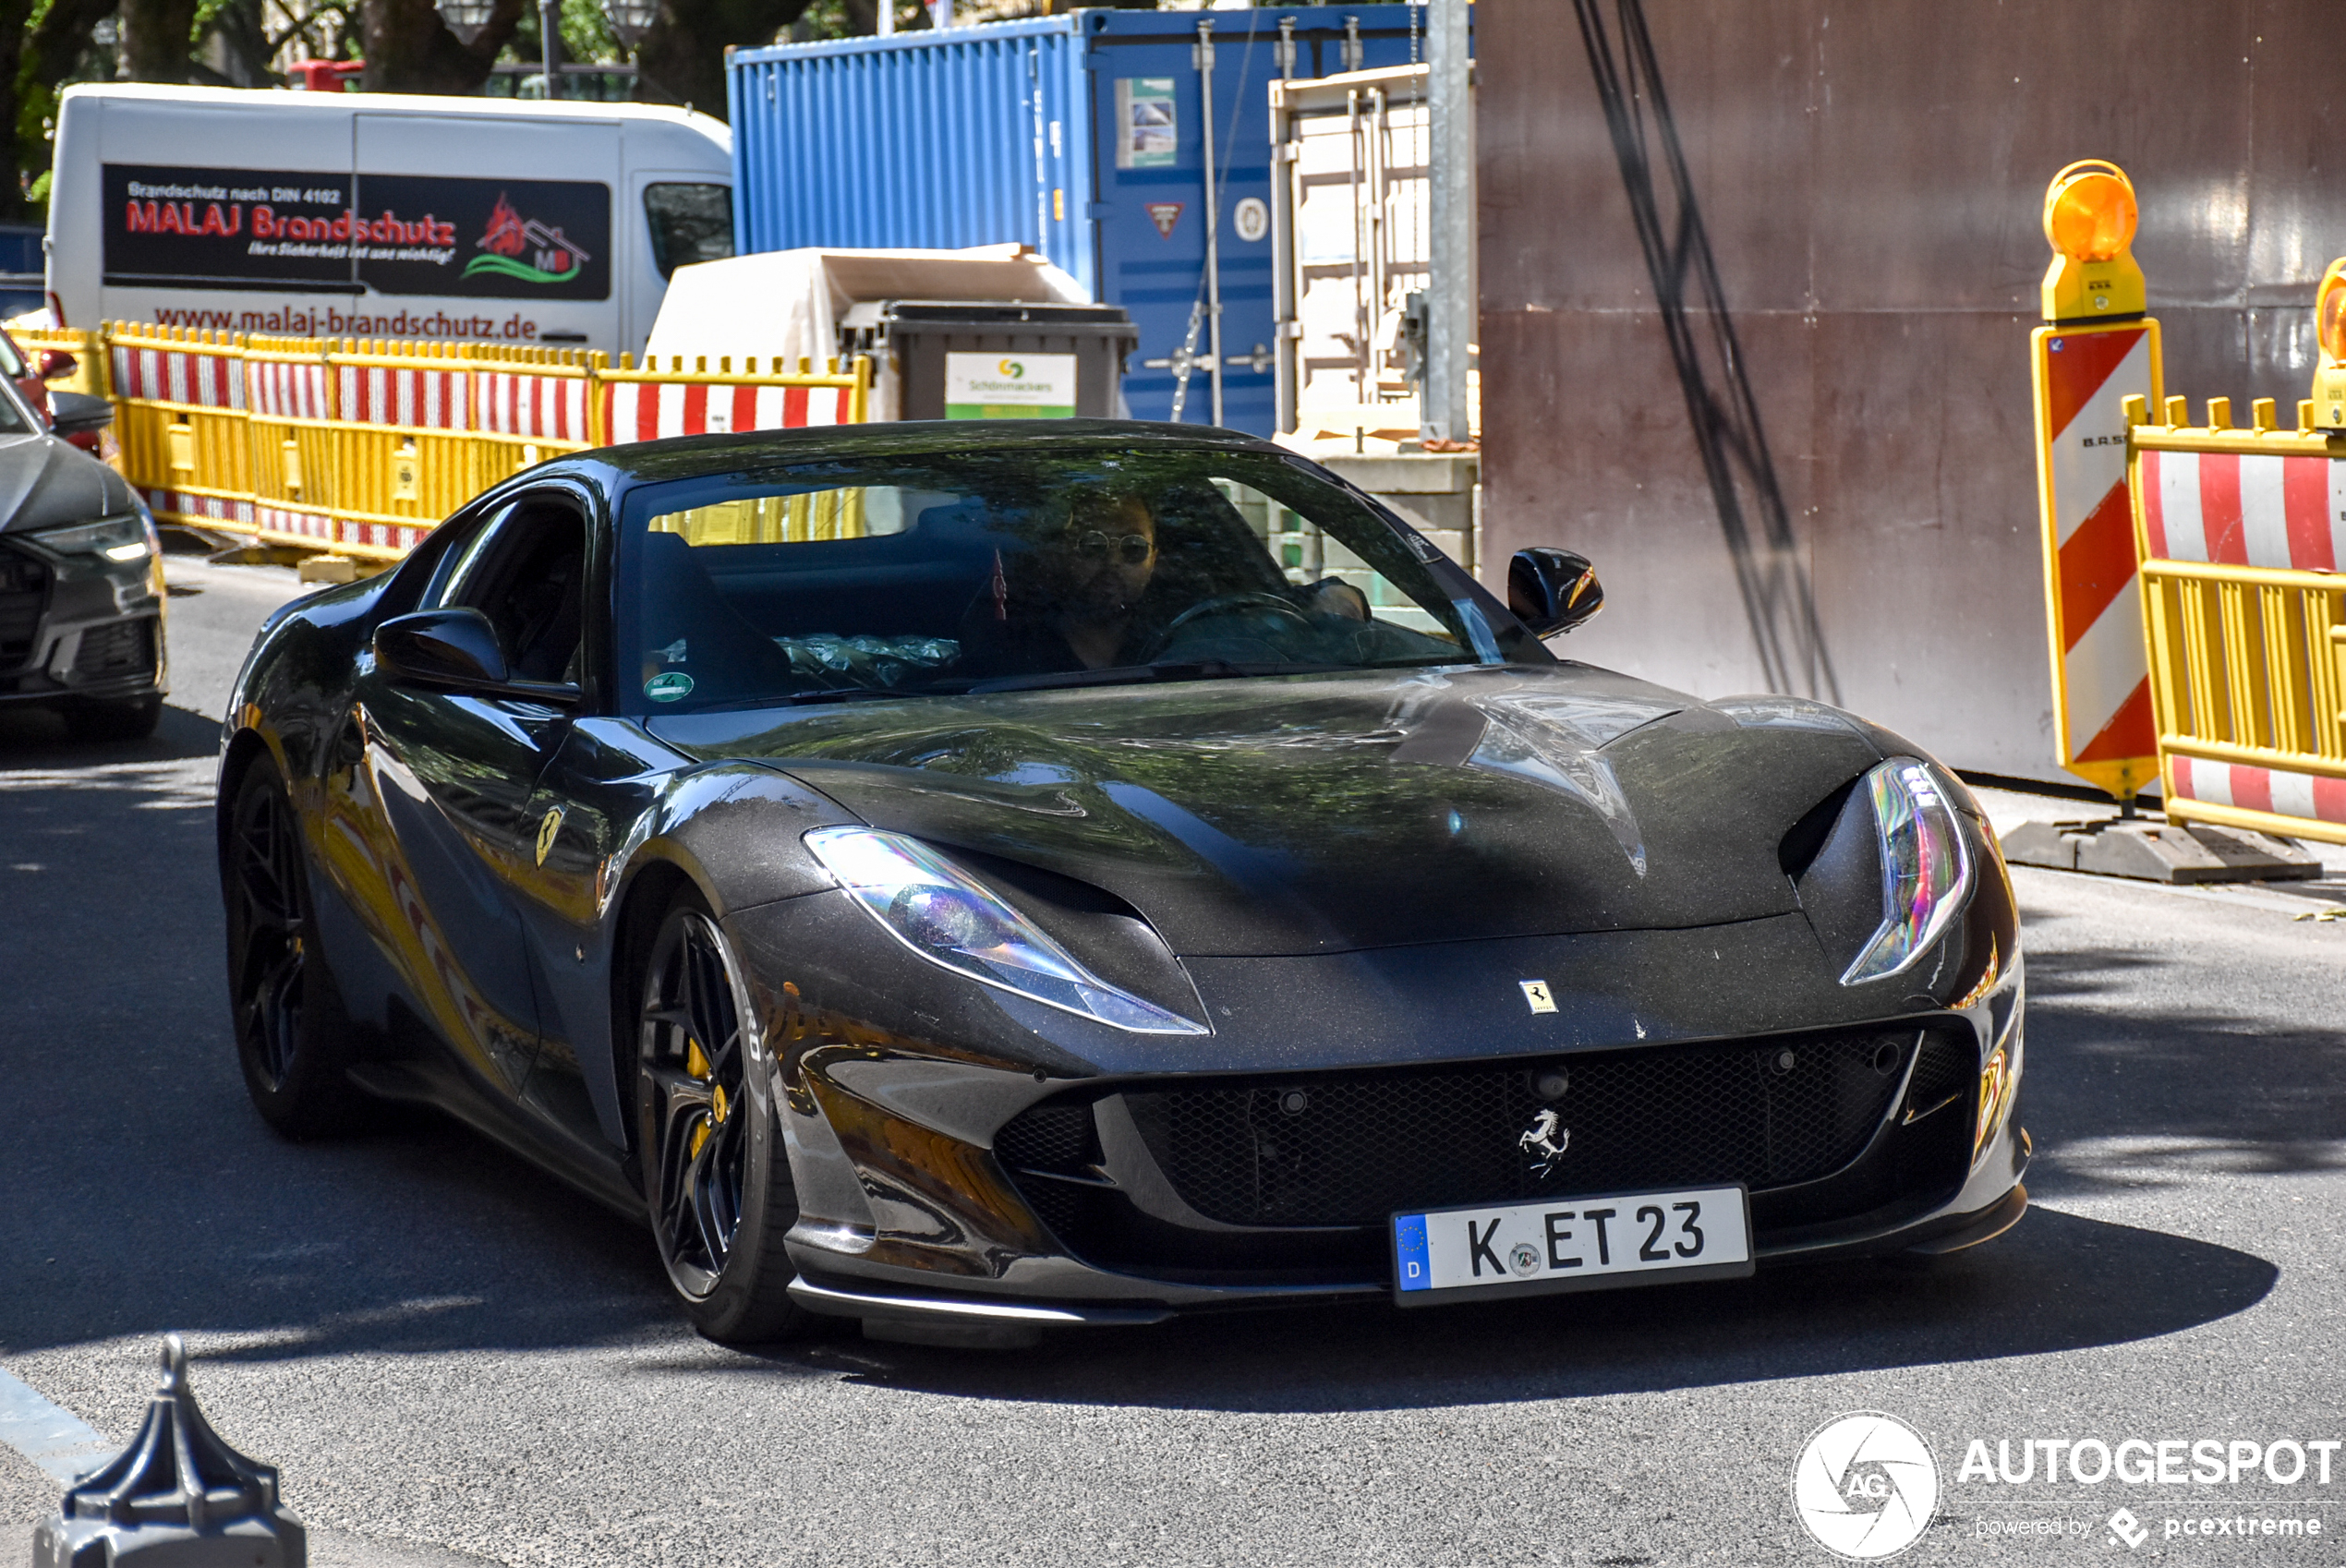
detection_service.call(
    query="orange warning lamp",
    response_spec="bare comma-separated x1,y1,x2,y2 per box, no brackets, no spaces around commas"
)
2315,258,2346,430
2041,161,2146,323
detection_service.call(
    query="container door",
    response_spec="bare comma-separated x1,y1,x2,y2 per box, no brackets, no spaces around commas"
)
352,114,622,351
1082,6,1464,436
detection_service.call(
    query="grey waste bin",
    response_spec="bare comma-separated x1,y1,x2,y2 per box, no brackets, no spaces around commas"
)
843,300,1139,422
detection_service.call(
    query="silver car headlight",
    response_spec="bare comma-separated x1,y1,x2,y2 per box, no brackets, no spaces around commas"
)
28,512,152,563
1840,758,1973,985
804,826,1208,1035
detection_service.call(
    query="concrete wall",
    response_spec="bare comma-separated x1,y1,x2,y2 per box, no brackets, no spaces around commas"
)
1477,0,2346,783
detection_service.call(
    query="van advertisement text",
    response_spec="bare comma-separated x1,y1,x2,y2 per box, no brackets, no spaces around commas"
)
103,163,611,302
147,305,550,340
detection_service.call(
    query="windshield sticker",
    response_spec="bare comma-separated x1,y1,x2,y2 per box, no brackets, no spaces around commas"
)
644,671,695,702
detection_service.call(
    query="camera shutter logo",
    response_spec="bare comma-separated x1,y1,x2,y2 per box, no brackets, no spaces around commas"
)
1791,1412,1939,1560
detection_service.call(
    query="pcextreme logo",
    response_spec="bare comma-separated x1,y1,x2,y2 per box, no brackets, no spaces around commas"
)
1792,1412,1941,1561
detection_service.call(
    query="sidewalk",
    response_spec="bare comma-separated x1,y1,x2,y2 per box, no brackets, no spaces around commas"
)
1970,780,2346,917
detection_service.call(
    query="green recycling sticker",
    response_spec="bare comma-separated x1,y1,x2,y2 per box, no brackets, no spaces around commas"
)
644,671,695,703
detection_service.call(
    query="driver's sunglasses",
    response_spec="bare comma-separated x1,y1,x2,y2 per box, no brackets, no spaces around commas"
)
1072,530,1153,565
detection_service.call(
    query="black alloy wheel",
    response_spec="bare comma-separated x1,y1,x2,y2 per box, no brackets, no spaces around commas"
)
224,755,358,1137
636,890,807,1344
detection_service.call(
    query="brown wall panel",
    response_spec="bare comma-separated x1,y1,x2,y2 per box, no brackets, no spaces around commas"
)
1480,0,2346,781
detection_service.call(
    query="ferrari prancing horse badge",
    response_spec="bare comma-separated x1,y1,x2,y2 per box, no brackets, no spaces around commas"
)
535,806,564,866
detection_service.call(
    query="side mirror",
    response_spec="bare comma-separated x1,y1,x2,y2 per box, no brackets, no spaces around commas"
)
47,391,112,437
1508,548,1605,638
374,608,512,689
38,350,77,380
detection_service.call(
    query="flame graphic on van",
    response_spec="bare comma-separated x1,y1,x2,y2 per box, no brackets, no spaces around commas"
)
464,192,592,285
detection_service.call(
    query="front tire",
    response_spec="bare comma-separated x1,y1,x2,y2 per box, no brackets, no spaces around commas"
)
635,889,808,1345
224,754,361,1137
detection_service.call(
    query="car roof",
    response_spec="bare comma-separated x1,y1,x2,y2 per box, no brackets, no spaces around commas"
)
551,419,1296,488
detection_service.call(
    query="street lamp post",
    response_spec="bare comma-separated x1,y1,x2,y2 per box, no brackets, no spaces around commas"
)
434,0,496,44
601,0,657,51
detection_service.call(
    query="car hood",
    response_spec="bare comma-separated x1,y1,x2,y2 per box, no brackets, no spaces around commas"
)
0,433,138,534
650,666,1888,957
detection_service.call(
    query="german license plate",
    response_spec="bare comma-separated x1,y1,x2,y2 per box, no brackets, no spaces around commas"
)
1391,1185,1753,1305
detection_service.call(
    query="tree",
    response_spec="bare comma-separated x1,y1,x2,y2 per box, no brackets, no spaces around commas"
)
631,0,815,115
357,0,526,94
13,0,121,218
120,0,201,78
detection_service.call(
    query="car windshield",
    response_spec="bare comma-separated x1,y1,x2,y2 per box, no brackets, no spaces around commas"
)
612,445,1542,713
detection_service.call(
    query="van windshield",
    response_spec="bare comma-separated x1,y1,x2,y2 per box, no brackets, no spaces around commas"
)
613,447,1541,714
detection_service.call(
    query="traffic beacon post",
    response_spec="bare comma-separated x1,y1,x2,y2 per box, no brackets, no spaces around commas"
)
2027,161,2162,806
2314,258,2346,430
2004,162,2316,881
32,1335,308,1567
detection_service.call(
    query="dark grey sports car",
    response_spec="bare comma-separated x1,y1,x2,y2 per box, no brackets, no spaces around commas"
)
217,421,2025,1347
0,379,166,739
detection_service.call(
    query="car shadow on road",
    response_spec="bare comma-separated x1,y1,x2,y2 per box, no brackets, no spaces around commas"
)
749,1204,2273,1412
0,699,219,763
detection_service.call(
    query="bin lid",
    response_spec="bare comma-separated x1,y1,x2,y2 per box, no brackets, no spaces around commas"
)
647,245,1092,370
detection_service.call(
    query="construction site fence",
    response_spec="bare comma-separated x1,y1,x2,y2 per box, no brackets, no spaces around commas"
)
8,322,872,562
2125,393,2346,848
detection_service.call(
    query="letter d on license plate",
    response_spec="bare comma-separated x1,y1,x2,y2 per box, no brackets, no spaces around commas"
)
1391,1185,1753,1305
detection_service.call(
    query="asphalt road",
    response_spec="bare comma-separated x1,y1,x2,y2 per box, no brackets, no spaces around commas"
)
4,556,2345,1567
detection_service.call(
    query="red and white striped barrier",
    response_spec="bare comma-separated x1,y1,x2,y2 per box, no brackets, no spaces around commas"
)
600,380,853,446
247,359,329,422
2138,449,2346,570
2170,755,2346,831
2033,322,2161,793
255,503,429,557
478,370,589,444
111,341,244,410
334,362,472,429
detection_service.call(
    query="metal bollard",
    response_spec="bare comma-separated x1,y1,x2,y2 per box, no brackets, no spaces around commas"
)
32,1334,307,1568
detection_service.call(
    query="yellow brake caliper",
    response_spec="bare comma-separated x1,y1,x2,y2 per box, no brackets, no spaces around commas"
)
684,1040,729,1158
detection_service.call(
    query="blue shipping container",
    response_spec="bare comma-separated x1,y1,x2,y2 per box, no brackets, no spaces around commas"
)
728,7,1465,436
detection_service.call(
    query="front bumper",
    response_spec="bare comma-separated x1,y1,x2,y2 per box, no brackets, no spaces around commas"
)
726,886,2028,1328
0,536,165,706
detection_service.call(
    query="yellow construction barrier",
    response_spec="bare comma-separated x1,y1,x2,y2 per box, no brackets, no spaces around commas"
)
2124,391,2346,846
78,322,873,562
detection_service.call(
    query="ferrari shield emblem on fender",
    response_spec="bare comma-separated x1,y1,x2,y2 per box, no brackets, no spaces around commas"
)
1519,979,1556,1014
535,806,564,867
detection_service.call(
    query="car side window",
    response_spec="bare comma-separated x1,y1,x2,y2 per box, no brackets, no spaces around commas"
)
440,498,588,684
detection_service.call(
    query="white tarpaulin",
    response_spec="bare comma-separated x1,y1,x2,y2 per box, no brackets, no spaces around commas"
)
644,245,1092,421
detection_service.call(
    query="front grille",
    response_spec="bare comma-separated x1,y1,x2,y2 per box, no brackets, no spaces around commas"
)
0,548,46,668
72,619,154,678
1116,1027,1938,1227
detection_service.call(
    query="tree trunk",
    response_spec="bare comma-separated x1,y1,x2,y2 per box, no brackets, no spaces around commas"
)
632,0,815,115
357,0,527,94
120,0,203,81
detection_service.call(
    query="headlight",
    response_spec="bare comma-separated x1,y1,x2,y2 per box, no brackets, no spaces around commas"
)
28,513,151,562
804,826,1207,1035
1839,758,1973,985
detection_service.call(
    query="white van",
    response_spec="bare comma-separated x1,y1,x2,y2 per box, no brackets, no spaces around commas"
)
46,85,732,358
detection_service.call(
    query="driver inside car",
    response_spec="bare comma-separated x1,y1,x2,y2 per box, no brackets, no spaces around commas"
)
961,482,1376,680
959,486,1164,676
